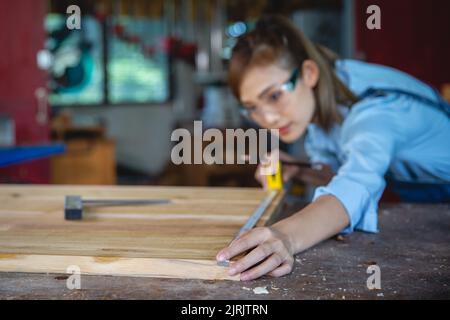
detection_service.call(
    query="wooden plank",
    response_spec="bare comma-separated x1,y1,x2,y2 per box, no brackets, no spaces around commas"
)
0,185,284,280
1,203,449,299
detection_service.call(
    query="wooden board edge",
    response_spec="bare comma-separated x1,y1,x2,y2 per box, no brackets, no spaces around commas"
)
258,189,286,227
0,254,240,281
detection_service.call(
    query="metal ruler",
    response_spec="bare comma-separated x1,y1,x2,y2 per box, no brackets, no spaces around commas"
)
236,190,278,237
217,190,279,267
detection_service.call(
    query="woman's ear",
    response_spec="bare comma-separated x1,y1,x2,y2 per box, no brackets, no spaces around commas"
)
301,60,320,88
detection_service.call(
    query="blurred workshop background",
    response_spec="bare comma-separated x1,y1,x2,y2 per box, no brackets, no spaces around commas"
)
0,0,449,198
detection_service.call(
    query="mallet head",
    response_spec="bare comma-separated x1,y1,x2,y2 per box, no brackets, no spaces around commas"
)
65,195,83,220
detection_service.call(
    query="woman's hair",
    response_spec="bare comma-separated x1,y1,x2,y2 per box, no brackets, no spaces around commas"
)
228,14,358,131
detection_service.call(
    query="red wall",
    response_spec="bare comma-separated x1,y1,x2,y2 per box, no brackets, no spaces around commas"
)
355,0,450,202
354,0,450,90
0,0,50,183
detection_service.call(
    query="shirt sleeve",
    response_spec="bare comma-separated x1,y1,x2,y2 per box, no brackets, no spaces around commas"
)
312,113,396,234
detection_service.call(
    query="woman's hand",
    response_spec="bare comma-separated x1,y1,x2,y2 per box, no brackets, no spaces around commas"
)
216,226,295,281
215,195,350,281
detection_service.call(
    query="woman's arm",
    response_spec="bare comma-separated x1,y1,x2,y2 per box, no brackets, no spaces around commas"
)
216,194,349,281
224,112,395,281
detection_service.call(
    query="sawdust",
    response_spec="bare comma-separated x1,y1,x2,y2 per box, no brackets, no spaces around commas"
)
252,286,269,295
242,286,270,294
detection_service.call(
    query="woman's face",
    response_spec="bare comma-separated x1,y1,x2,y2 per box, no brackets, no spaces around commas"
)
239,60,319,143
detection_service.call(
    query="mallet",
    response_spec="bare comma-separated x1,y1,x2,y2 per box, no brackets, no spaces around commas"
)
64,195,171,220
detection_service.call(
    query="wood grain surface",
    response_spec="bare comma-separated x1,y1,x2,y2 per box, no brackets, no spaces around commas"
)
0,185,284,280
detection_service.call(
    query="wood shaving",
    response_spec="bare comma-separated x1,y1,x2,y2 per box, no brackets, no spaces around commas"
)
253,286,269,295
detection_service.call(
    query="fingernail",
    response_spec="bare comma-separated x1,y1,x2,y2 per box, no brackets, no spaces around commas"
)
217,253,225,261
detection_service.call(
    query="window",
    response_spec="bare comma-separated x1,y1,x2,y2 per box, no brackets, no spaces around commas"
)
107,16,169,104
46,14,105,105
45,13,170,106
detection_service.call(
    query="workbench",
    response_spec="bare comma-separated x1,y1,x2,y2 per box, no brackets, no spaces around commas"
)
0,192,448,299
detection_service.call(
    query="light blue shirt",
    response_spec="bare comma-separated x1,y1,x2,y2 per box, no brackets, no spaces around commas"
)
303,59,450,234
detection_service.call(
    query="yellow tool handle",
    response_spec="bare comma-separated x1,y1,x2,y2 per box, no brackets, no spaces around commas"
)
266,161,283,191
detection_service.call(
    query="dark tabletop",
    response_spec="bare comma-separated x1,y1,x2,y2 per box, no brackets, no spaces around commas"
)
0,198,449,300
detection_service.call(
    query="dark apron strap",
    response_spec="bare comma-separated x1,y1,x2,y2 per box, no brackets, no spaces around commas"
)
386,179,450,203
359,87,450,118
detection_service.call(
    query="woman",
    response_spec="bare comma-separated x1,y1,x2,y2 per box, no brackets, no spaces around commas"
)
216,15,450,281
